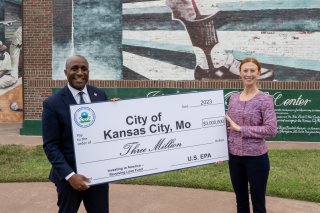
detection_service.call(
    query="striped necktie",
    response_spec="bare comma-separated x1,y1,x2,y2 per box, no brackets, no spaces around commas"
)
78,91,85,104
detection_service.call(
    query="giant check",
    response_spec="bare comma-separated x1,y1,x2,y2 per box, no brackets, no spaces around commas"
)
70,90,229,185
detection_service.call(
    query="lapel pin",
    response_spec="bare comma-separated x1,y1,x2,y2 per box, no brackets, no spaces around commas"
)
94,93,97,96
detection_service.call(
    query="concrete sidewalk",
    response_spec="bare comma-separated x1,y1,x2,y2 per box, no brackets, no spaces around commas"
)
0,183,319,213
0,123,319,213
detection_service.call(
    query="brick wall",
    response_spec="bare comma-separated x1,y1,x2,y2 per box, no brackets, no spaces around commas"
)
22,0,320,121
23,0,52,120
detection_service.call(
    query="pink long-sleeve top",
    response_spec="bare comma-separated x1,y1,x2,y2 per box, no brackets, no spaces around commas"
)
227,91,277,156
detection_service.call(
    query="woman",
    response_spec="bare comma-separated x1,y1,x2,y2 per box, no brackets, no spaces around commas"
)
225,57,277,213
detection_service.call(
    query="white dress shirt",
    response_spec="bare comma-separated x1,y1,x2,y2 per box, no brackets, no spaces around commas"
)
65,84,92,180
67,84,91,104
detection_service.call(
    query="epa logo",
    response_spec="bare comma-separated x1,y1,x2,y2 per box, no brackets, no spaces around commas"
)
74,107,96,128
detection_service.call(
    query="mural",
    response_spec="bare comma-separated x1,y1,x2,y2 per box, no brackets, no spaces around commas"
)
52,0,122,80
0,0,23,122
123,0,320,81
53,0,320,81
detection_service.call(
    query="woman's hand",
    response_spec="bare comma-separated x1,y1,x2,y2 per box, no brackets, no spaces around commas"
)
111,98,121,102
225,114,241,132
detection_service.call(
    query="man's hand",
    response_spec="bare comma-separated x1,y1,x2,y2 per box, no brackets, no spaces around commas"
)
68,174,91,191
225,114,241,132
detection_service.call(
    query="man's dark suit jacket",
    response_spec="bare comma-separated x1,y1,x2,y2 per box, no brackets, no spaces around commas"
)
42,85,108,184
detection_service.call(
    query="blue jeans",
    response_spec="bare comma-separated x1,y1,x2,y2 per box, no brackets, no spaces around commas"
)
229,153,270,213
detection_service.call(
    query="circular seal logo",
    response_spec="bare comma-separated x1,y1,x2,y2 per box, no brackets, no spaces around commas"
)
74,107,96,128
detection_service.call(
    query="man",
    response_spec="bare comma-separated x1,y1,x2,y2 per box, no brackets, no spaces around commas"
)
0,41,16,89
42,55,109,213
10,26,22,80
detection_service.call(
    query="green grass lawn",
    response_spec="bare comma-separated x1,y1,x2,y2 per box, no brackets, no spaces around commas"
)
0,145,319,203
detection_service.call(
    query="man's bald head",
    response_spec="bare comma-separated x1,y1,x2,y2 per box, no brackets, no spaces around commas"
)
65,55,89,70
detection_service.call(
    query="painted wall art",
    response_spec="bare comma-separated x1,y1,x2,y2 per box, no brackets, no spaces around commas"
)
52,0,122,80
53,0,320,81
0,0,23,122
123,0,320,81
